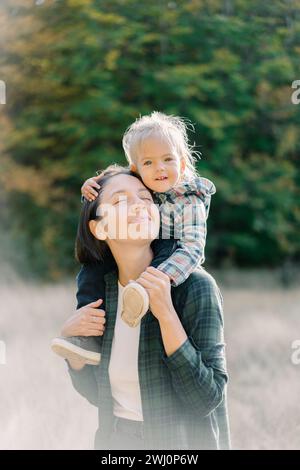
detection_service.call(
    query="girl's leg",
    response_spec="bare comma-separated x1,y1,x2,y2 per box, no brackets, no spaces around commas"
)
150,238,178,268
51,248,117,365
121,239,178,327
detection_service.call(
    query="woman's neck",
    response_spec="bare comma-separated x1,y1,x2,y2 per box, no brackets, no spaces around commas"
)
107,241,154,287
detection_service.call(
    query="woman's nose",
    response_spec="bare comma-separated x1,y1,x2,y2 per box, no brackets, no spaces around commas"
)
130,198,148,213
131,201,146,211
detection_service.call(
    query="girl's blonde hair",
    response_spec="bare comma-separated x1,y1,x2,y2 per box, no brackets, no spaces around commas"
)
122,111,201,182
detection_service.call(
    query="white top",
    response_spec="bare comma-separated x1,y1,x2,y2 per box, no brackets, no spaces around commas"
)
108,281,144,421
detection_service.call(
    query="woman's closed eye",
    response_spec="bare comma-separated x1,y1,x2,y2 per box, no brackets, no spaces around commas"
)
113,197,127,205
113,196,152,204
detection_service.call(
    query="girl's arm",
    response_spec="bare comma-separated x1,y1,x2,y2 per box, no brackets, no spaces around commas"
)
157,195,208,286
81,176,101,202
156,177,216,286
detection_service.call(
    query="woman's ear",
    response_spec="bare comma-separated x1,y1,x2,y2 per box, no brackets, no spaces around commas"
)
89,219,107,241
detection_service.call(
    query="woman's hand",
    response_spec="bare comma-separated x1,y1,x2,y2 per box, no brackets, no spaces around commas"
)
81,176,101,202
134,267,175,323
61,298,106,338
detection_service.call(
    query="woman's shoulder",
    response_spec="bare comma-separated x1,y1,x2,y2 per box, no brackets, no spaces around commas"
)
76,262,103,281
180,267,221,294
172,267,223,316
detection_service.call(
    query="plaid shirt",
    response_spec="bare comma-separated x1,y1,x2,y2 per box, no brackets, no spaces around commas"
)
152,176,216,286
67,265,231,450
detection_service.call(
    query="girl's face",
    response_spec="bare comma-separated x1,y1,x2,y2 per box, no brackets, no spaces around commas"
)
131,134,186,193
89,174,160,243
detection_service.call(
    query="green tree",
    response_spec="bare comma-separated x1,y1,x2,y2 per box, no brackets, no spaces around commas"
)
0,0,299,278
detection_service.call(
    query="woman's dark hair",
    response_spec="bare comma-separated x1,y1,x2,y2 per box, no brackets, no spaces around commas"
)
75,164,148,264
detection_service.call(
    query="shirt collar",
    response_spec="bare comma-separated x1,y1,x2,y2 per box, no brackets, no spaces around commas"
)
152,176,216,202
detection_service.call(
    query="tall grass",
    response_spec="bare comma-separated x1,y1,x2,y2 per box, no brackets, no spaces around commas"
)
0,271,299,449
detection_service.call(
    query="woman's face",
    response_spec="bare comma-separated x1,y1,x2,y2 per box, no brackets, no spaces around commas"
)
89,174,160,244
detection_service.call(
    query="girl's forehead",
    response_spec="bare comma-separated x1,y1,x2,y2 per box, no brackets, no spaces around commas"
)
139,134,176,157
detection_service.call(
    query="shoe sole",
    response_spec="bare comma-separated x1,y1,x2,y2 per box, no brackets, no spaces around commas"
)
121,282,149,328
51,338,101,366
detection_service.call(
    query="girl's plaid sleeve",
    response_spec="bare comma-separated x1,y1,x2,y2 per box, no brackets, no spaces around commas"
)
157,195,208,286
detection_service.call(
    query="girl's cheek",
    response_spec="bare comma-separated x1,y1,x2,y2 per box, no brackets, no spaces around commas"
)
141,172,151,183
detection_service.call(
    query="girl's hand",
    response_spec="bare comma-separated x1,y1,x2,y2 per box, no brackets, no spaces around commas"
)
134,267,175,323
81,176,101,201
61,298,106,337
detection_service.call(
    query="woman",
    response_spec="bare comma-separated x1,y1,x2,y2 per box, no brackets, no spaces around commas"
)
61,165,230,450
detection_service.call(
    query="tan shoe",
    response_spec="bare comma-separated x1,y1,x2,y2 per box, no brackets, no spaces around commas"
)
51,336,101,366
121,281,150,327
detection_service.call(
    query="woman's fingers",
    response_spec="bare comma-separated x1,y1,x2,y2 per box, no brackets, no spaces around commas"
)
62,301,106,337
86,298,103,308
142,269,170,286
86,309,105,319
138,271,161,286
146,266,170,281
81,320,105,335
85,329,105,337
136,276,154,291
89,315,106,325
77,301,106,334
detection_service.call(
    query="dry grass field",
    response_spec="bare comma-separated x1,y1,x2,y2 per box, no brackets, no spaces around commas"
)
0,266,299,450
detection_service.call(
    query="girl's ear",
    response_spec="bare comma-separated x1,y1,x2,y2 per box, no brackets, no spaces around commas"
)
130,163,137,173
89,219,107,241
180,158,186,175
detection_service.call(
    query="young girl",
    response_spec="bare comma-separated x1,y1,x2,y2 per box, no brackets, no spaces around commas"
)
51,111,216,366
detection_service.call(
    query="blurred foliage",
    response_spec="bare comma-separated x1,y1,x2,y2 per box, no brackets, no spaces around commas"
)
0,0,299,279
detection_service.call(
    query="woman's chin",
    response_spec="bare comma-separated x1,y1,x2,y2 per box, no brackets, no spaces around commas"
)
127,229,159,241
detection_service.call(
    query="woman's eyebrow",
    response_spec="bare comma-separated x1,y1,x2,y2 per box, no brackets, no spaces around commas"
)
110,189,127,197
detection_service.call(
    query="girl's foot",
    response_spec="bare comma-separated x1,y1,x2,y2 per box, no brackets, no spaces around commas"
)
121,281,150,327
51,336,101,366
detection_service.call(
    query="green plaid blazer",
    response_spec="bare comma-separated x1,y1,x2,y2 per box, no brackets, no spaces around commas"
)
67,266,231,450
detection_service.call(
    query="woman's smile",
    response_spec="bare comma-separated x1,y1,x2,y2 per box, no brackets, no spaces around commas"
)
129,214,151,224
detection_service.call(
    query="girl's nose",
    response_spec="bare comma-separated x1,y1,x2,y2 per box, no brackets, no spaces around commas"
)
156,162,165,170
